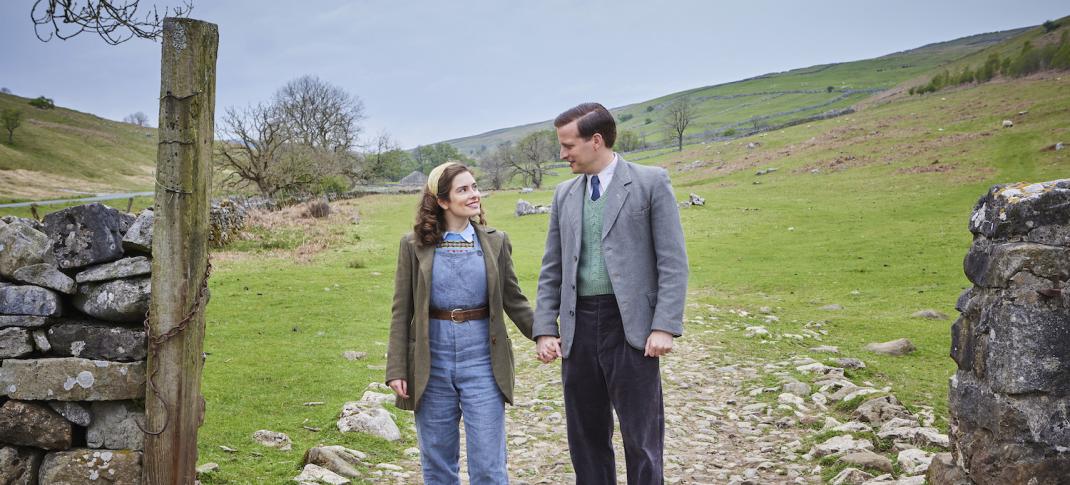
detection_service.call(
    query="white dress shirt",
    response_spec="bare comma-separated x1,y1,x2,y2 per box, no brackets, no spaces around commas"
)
586,153,620,200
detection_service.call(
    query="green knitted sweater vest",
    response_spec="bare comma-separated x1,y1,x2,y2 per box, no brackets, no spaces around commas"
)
578,192,614,296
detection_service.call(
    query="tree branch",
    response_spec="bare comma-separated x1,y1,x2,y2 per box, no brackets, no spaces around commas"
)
31,0,193,45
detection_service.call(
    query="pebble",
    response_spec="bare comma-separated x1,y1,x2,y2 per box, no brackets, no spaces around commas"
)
357,305,932,484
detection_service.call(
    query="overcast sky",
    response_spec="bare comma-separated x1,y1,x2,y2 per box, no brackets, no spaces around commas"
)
1,1,1066,148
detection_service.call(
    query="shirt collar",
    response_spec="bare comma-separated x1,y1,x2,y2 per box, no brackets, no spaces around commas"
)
598,153,619,179
443,222,475,243
587,153,619,189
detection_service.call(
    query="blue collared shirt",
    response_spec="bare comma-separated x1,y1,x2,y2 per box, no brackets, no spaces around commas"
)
443,222,475,243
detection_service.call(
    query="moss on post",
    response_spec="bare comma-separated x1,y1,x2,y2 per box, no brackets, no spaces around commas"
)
143,17,218,485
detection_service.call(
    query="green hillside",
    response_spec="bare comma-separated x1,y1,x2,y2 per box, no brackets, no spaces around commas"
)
0,92,157,202
443,27,1030,156
896,15,1070,95
3,19,1068,483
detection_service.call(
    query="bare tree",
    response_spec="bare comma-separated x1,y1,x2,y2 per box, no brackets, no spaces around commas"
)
508,130,557,189
273,75,364,155
123,111,149,126
663,96,694,151
478,142,514,190
2,109,22,145
214,76,368,197
215,103,310,197
31,0,193,45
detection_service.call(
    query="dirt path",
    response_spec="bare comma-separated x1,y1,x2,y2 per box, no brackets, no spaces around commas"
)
0,191,153,208
366,308,818,484
499,331,815,485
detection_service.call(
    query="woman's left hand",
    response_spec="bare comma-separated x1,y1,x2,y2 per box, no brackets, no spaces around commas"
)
387,379,409,399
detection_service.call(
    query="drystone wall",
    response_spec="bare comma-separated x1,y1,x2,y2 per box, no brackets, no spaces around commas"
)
929,179,1070,485
0,202,153,484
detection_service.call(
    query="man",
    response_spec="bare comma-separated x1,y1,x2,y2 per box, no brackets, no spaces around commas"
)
533,102,688,485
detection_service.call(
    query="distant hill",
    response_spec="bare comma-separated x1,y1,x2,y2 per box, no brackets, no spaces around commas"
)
0,19,1057,203
0,92,156,202
897,19,1070,95
440,27,1031,156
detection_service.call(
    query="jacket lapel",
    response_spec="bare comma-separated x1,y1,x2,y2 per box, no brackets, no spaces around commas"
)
601,159,633,240
562,176,584,229
475,224,500,302
562,176,585,249
415,242,434,297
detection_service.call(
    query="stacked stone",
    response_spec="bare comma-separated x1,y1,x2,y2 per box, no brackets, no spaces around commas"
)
0,203,153,484
933,179,1070,484
224,194,278,213
208,198,246,247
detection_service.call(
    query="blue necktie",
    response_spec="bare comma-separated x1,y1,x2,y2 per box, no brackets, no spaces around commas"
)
591,175,601,201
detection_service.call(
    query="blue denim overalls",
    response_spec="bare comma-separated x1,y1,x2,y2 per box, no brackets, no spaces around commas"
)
415,224,507,484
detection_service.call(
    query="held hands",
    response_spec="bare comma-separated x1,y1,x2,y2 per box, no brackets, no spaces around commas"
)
644,330,674,358
387,379,409,399
536,331,672,360
535,336,561,363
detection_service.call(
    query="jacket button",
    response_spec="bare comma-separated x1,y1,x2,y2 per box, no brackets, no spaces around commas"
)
569,310,575,316
571,284,576,290
492,337,497,345
573,256,578,261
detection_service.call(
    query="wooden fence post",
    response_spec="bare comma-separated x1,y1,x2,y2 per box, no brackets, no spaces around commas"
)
144,17,218,484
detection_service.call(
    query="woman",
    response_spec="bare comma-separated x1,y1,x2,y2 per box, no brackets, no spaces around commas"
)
386,161,535,484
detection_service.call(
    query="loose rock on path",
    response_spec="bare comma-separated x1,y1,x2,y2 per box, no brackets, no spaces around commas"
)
358,303,944,484
364,311,818,484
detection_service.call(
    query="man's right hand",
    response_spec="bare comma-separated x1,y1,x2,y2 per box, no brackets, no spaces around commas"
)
536,336,561,363
387,379,409,399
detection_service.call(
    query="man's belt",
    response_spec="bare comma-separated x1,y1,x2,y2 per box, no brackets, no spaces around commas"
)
429,306,490,322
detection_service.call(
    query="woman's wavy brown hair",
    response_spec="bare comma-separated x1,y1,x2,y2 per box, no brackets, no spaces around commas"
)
414,163,486,247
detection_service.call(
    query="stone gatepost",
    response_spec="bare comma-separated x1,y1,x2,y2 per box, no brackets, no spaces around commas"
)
930,179,1070,484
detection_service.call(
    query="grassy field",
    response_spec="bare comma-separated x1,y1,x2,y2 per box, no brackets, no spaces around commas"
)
0,92,157,201
174,73,1069,482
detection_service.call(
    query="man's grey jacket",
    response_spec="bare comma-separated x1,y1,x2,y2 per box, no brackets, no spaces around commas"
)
533,157,689,358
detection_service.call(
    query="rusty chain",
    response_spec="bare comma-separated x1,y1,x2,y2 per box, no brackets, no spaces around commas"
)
136,256,212,436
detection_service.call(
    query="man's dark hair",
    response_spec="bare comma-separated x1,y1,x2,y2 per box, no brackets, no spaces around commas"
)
554,102,616,149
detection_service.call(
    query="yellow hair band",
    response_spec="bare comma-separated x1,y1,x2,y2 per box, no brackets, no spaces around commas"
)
426,161,459,195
